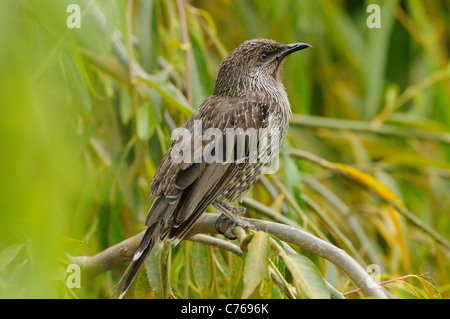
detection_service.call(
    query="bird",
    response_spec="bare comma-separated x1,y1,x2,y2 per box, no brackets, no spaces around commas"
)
115,38,311,298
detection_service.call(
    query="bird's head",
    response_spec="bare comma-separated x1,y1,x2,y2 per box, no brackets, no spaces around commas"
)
213,39,311,97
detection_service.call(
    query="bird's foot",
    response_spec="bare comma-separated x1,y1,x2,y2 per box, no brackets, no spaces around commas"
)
215,215,238,240
213,203,253,240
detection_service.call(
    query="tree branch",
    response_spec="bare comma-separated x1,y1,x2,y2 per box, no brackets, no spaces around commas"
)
69,213,387,298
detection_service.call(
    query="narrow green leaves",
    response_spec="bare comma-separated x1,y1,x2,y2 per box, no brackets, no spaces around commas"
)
191,242,211,297
0,244,25,272
144,246,170,299
241,231,271,298
280,252,330,299
140,75,194,117
119,86,132,125
137,103,156,141
138,0,159,73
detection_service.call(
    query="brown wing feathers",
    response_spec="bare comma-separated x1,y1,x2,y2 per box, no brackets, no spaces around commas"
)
115,97,268,298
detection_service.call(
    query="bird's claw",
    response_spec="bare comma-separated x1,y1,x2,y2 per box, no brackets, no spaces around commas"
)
215,215,237,240
214,205,254,240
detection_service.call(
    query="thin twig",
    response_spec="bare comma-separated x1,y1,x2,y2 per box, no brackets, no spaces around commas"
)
343,272,438,297
188,234,242,257
240,197,301,228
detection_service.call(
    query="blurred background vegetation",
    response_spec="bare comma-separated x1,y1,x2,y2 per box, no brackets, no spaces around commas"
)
0,0,449,299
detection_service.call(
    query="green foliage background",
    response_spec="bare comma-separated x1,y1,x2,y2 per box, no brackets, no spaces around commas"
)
0,0,448,298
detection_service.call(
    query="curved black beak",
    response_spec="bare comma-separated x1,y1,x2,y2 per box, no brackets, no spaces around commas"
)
278,43,311,59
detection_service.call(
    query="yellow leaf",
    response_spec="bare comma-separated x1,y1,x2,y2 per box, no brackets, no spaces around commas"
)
333,163,406,209
384,205,410,271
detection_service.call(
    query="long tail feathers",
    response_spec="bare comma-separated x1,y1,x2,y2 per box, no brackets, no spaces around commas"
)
112,221,162,299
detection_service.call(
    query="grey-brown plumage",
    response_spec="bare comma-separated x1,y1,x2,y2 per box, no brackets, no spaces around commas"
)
115,39,310,298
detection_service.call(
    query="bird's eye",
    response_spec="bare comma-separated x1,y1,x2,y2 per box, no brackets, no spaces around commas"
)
260,53,268,60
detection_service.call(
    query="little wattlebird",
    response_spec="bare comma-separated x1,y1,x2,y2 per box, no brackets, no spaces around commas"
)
115,39,311,298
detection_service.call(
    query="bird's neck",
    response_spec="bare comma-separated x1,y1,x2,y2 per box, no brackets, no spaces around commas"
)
214,74,286,99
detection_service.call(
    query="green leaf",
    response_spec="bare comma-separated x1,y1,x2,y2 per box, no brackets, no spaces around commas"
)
51,264,67,281
144,246,169,299
364,1,396,120
137,104,156,141
119,87,132,125
72,123,101,164
191,242,211,297
138,0,159,73
170,246,185,292
140,76,194,117
134,266,154,299
70,41,100,99
281,252,330,299
7,259,28,298
0,244,25,272
230,252,244,298
241,231,271,298
73,170,99,240
190,34,212,108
